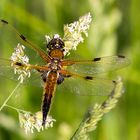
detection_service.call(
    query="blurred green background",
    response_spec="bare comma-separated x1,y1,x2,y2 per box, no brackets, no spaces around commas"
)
0,0,140,140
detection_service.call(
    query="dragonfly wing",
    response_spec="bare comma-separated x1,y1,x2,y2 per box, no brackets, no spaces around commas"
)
58,72,115,96
0,19,50,62
64,55,130,75
0,58,42,86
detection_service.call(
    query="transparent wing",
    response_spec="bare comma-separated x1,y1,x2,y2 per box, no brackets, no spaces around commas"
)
63,55,130,76
0,19,49,86
0,19,50,63
0,58,42,87
57,70,116,96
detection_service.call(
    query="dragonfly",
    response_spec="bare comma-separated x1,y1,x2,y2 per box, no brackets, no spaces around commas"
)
0,19,129,126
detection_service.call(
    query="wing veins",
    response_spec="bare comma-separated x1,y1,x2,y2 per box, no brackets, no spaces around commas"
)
0,19,50,62
60,69,116,96
62,55,130,75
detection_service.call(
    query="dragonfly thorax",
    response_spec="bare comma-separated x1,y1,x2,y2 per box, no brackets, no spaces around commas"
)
48,58,61,71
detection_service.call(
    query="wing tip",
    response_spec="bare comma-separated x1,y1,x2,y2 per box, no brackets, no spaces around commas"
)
1,19,8,24
117,55,125,58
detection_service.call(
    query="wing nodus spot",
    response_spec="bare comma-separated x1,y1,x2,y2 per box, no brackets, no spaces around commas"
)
85,76,93,80
15,62,23,66
20,34,26,41
93,57,101,61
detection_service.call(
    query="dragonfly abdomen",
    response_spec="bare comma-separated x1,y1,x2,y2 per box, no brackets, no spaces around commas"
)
42,70,58,126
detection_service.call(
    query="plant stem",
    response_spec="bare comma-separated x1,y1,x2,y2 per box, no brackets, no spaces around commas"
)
71,78,123,140
0,82,21,111
5,104,28,114
5,104,19,112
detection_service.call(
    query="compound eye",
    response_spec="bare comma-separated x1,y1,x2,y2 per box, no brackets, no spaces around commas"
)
46,40,53,49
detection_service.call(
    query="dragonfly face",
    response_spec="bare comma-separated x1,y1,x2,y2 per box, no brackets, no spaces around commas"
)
0,19,130,127
47,37,65,58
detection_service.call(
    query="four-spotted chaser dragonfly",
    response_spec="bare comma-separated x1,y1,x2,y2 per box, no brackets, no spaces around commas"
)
0,19,129,126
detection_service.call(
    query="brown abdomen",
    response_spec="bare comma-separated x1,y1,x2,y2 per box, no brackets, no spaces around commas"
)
42,71,58,126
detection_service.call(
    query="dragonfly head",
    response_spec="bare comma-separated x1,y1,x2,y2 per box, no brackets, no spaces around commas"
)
47,35,65,53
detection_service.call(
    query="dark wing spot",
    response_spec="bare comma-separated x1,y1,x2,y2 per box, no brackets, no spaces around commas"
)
93,57,101,61
112,80,117,84
20,34,26,41
1,19,8,24
118,55,125,58
85,76,93,80
15,62,23,66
